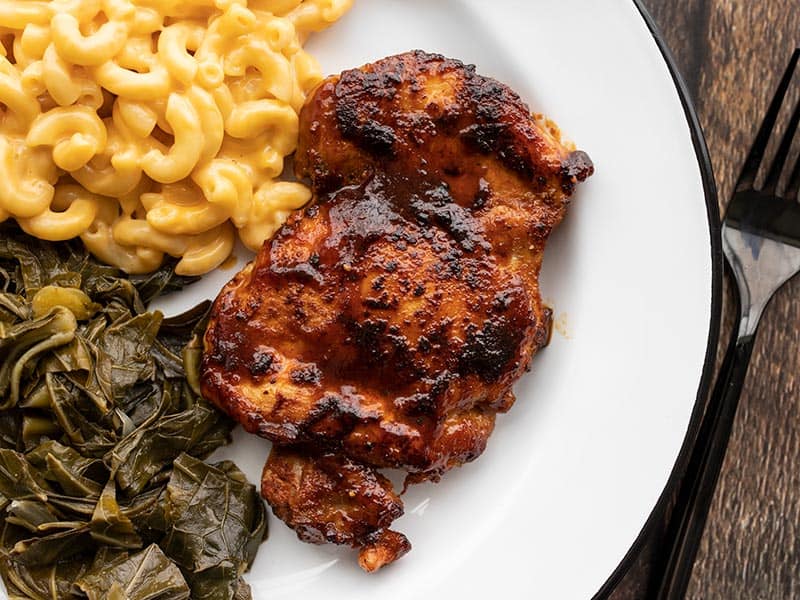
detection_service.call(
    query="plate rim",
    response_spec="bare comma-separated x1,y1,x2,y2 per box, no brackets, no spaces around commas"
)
593,2,724,597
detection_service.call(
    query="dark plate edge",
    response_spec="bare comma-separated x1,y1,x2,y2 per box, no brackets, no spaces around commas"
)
592,2,724,598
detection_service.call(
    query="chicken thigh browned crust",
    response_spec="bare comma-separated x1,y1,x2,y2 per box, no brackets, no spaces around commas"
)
202,50,593,570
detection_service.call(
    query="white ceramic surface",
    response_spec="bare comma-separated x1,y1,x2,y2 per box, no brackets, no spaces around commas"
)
154,1,712,599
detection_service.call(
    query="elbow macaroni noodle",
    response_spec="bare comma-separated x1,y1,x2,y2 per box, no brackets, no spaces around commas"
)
0,0,352,275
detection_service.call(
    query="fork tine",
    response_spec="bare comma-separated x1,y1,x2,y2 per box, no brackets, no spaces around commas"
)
784,143,800,200
763,96,800,193
736,48,800,192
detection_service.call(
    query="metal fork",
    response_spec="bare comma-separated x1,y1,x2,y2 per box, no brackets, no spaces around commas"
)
654,48,800,599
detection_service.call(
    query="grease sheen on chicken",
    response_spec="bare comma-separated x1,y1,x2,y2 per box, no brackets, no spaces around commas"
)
202,50,593,571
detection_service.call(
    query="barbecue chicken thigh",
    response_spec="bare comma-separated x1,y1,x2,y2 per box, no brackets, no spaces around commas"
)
202,50,593,571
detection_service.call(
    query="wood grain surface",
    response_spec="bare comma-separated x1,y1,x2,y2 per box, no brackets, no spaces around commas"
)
607,2,800,599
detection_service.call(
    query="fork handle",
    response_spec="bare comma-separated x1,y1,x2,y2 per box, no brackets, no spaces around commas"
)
653,329,756,600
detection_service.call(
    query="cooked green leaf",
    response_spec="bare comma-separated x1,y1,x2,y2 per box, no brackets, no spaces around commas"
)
0,411,20,450
161,454,267,600
0,308,77,409
95,313,162,403
0,225,263,599
76,544,191,600
45,373,115,452
181,315,210,399
0,237,58,297
233,579,253,600
27,441,106,497
110,393,230,497
151,340,185,380
90,479,142,549
11,526,93,566
37,336,94,377
20,416,60,448
133,262,200,307
1,555,89,600
0,294,28,323
44,494,96,519
5,501,62,533
0,450,50,502
121,486,169,545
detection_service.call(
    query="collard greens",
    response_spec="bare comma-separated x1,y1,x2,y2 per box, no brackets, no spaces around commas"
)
0,226,267,599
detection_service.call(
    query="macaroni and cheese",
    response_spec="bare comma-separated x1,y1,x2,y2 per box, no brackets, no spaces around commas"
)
0,0,352,275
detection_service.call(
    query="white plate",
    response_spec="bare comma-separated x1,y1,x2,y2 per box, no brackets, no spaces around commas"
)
154,1,719,599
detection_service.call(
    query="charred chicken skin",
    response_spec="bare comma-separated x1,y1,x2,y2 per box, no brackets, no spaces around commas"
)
202,50,593,571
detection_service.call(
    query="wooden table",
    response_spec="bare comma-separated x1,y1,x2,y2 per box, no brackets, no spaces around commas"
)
608,2,800,598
